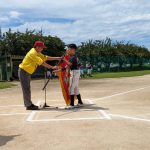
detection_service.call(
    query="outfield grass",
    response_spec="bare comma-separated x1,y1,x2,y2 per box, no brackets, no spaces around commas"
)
91,70,150,79
0,82,16,89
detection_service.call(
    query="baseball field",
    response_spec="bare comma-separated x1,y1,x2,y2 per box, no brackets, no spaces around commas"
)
0,75,150,150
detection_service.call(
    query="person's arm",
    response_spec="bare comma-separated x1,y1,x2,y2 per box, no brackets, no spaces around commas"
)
28,53,58,69
63,58,72,66
42,62,58,69
47,56,62,61
53,65,69,73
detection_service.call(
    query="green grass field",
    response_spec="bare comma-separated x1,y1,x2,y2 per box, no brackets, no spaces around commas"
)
0,82,16,89
91,70,150,79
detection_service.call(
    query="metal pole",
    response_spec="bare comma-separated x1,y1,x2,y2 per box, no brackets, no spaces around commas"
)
43,68,50,108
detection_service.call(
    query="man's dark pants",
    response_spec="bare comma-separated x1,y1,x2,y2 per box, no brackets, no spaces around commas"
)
18,68,32,107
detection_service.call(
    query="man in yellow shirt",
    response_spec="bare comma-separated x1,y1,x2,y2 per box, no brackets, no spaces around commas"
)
18,41,61,110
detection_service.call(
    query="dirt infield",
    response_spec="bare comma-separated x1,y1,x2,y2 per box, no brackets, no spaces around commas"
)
0,75,150,150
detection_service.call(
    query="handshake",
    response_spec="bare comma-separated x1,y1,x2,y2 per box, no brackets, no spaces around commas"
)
50,56,66,72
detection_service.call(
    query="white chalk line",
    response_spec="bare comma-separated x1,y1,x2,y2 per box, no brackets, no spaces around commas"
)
26,101,41,122
26,100,150,123
27,117,106,122
27,100,110,122
0,104,27,117
85,99,95,104
26,111,37,121
99,110,112,120
0,105,23,108
0,113,29,116
109,114,150,122
91,85,150,102
87,99,112,120
83,100,150,123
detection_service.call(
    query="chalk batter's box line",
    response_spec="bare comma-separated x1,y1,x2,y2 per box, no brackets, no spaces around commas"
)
0,113,29,116
109,114,150,123
27,100,111,122
0,105,23,108
27,117,107,122
0,105,27,116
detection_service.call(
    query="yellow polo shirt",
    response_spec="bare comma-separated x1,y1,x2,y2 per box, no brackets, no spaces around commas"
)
19,48,48,74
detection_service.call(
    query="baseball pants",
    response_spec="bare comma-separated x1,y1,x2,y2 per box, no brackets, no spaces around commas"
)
70,70,80,95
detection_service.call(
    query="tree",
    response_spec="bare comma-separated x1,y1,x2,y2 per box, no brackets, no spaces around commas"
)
78,38,150,71
0,29,65,57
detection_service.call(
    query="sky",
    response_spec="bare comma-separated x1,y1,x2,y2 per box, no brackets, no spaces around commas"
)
0,0,150,48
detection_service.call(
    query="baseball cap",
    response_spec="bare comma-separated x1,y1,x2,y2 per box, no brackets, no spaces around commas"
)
34,41,47,49
68,44,77,50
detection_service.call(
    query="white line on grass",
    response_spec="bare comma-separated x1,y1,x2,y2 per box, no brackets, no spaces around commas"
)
92,85,150,102
109,114,150,122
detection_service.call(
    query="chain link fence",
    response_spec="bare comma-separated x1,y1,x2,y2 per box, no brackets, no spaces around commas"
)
79,56,150,73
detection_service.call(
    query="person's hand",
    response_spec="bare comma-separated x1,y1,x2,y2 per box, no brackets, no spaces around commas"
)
63,57,67,62
52,66,59,70
52,69,61,73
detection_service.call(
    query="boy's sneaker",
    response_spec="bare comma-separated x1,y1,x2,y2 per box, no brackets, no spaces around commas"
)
65,105,75,110
77,103,84,107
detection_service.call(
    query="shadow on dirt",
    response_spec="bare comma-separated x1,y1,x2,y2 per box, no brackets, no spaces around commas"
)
39,104,108,112
0,135,20,147
38,104,109,118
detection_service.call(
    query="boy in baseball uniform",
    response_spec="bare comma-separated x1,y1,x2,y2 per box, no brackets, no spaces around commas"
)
64,44,84,108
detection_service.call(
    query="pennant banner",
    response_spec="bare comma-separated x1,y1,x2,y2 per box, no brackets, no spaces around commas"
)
57,54,70,106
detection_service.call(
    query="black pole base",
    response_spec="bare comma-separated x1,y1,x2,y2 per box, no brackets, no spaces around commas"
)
43,103,50,108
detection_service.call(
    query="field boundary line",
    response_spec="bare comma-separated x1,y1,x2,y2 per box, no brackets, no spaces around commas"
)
92,85,150,101
0,105,23,108
109,114,150,122
0,113,29,116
